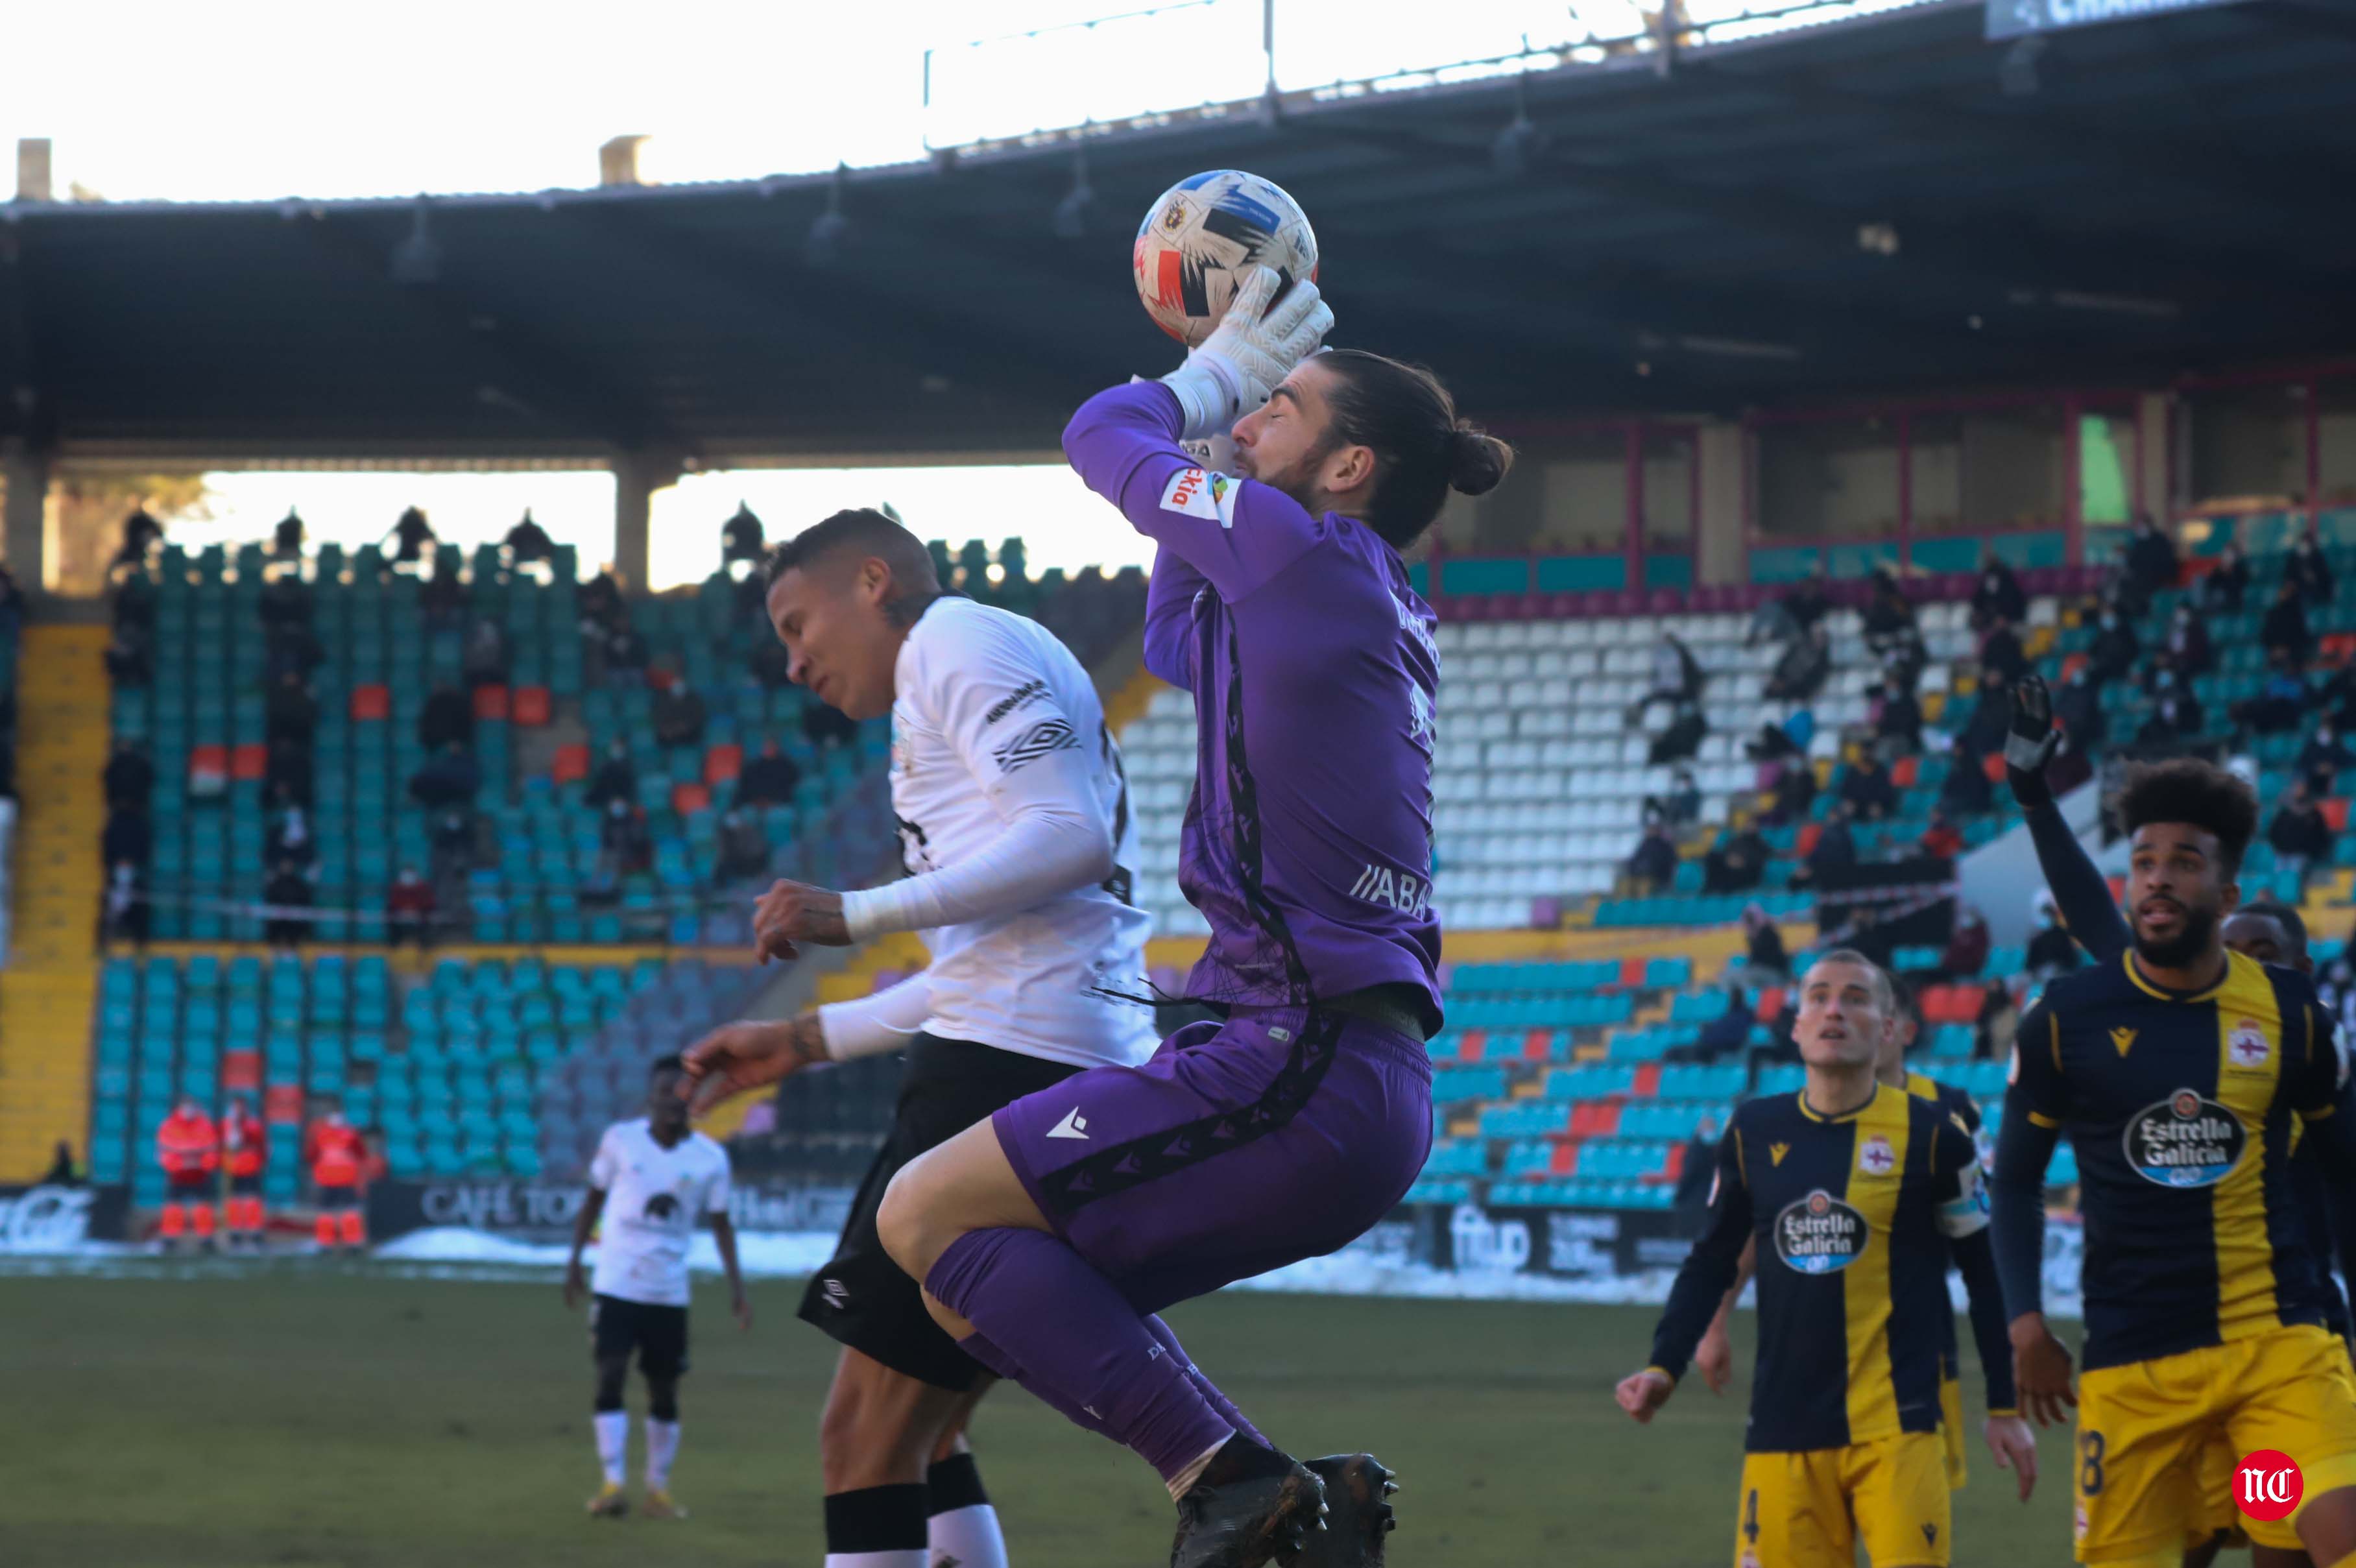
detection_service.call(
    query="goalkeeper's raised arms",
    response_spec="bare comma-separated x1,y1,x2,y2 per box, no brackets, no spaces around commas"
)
1158,265,1332,441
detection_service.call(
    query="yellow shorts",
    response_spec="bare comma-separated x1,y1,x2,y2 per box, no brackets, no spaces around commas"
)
1939,1373,1966,1491
1734,1431,1950,1568
2074,1322,2356,1562
2184,1436,2244,1550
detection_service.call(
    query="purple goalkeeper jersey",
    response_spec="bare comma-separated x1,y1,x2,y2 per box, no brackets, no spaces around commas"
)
1063,381,1443,1034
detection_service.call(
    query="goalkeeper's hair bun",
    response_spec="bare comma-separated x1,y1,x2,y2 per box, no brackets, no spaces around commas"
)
1318,348,1519,549
1447,425,1514,498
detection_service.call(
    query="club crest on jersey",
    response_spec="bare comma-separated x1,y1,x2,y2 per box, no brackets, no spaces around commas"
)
1775,1189,1869,1275
1159,466,1240,529
2228,1020,2272,1070
1858,1133,1896,1177
2122,1089,2246,1187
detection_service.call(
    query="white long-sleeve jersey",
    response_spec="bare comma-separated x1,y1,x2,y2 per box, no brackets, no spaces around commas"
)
823,596,1158,1071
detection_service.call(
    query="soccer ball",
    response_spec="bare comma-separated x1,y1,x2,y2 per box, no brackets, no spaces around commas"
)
1133,170,1319,347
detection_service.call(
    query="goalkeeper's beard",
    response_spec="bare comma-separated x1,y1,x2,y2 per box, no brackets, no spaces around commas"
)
1238,448,1330,521
2133,900,2218,971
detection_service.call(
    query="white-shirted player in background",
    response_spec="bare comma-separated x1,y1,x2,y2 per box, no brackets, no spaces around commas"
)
564,1053,747,1522
682,507,1156,1568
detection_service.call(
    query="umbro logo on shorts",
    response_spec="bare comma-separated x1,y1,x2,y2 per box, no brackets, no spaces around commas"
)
821,1277,848,1309
1048,1109,1091,1140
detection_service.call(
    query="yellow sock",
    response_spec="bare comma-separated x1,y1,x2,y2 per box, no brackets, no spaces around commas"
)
2324,1551,2356,1568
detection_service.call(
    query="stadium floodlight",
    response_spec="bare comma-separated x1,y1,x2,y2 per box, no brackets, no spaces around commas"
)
806,165,851,270
1052,147,1096,239
389,202,442,286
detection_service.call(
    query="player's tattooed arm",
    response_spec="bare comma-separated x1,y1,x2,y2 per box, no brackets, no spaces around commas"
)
752,878,850,960
679,1015,831,1116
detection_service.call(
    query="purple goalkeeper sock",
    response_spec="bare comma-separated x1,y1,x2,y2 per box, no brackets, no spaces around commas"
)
1144,1314,1268,1449
929,1228,1234,1485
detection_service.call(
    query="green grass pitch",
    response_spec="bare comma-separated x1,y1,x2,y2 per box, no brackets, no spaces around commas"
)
0,1266,2073,1565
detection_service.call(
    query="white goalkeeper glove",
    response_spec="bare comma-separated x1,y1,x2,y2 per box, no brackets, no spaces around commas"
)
1159,267,1332,442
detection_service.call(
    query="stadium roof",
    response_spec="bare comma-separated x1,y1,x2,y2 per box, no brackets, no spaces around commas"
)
6,0,2356,466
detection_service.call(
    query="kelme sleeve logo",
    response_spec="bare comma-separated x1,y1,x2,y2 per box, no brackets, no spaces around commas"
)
1773,1189,1869,1275
2122,1089,2247,1187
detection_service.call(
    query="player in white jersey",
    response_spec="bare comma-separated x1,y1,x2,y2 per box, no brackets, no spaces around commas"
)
564,1054,746,1522
682,508,1155,1568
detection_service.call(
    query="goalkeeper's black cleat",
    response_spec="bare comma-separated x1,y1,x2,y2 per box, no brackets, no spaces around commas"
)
1292,1455,1398,1567
1170,1436,1328,1568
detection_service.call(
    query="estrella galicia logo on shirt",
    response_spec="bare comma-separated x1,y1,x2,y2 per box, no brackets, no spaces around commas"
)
1159,466,1240,529
2123,1089,2246,1187
1773,1189,1869,1275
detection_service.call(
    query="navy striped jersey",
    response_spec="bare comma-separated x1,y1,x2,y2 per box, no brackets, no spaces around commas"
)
2007,949,2346,1371
1650,1083,1986,1452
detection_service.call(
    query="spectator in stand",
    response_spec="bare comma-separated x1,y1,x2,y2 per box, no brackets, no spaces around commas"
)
2200,542,2250,614
1973,977,2018,1063
1938,733,1993,816
1768,754,1818,825
258,570,312,638
1838,752,1899,821
503,509,555,569
734,738,802,810
2026,895,2081,981
1648,699,1705,766
1676,1116,1723,1211
430,808,478,886
1791,801,1859,890
265,616,324,682
580,566,627,633
272,509,304,560
2089,604,2141,686
110,509,163,579
101,804,151,873
802,697,858,750
463,617,509,688
1658,766,1702,828
103,740,153,813
1626,820,1678,892
2142,650,2185,701
266,671,317,749
2263,576,2314,667
420,683,474,752
1918,808,1964,861
1970,551,2028,633
104,861,147,947
1862,566,1916,647
2125,511,2179,597
2269,782,2335,888
1979,614,2028,690
603,620,651,687
1870,673,1922,760
712,807,771,884
420,559,467,628
653,677,708,749
103,619,154,687
721,502,765,567
2291,525,2335,605
2136,688,2204,748
2053,664,2104,754
2235,647,2313,736
1953,668,2011,765
2162,601,2213,679
387,866,437,948
586,740,636,811
751,634,795,690
263,860,314,952
600,797,653,876
1749,564,1829,647
1939,904,1990,980
1765,621,1831,701
1702,823,1770,895
267,787,315,868
266,738,313,808
407,741,481,811
2321,654,2356,730
2300,722,2356,798
1641,633,1705,710
384,506,436,568
1739,903,1790,984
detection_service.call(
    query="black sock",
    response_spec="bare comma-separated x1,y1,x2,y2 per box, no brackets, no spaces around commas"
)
824,1482,928,1556
1199,1432,1296,1488
926,1452,989,1515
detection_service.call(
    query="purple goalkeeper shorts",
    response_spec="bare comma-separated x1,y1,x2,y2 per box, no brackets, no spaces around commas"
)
991,1005,1433,1314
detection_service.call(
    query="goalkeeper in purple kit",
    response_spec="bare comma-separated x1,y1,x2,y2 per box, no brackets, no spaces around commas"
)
869,270,1511,1567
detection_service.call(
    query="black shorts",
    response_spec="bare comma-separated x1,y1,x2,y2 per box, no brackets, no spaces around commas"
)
316,1184,359,1211
799,1032,1081,1391
230,1174,263,1198
591,1293,690,1380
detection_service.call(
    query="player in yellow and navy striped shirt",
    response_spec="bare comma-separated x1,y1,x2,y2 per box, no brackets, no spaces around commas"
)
1620,952,2033,1567
1993,757,2356,1567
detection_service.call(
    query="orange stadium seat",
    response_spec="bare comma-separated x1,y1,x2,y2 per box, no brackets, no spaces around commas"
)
349,683,390,721
550,743,589,786
230,743,267,780
511,685,552,726
671,783,711,816
472,684,511,721
704,744,743,785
